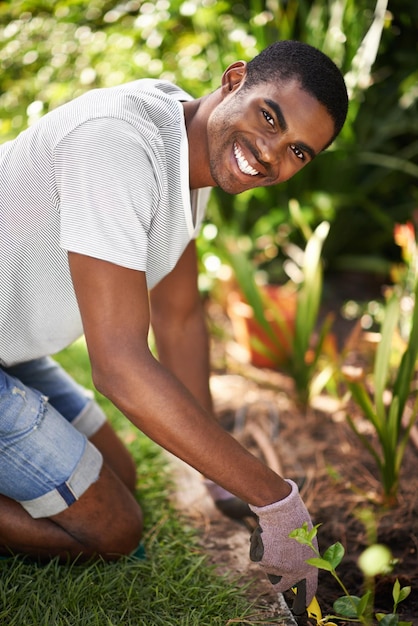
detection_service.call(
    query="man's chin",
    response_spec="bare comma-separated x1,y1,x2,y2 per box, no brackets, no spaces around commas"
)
210,161,261,195
220,179,260,195
211,171,255,195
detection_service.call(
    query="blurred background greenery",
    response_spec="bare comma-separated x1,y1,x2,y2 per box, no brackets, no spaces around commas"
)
1,0,417,290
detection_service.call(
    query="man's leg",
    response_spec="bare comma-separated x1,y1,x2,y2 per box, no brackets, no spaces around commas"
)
0,464,142,562
0,367,142,561
6,357,137,493
89,421,137,493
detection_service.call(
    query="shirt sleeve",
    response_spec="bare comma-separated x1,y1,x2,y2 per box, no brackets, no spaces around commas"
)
55,117,158,271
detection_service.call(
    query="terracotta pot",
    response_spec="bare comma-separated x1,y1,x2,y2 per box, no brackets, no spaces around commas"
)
227,284,297,368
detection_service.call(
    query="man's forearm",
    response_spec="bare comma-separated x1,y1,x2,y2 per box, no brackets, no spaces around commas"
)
152,304,214,413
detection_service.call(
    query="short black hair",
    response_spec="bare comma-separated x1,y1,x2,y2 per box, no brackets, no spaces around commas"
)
244,40,348,147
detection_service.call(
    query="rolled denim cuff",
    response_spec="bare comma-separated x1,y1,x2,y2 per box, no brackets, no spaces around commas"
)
71,400,107,438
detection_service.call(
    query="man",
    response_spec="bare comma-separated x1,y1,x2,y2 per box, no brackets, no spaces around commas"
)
0,40,348,606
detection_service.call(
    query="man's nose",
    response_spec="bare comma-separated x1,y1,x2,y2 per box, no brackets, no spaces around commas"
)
255,136,280,172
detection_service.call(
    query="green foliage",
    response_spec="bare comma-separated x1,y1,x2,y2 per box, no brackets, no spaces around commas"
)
0,0,249,140
342,272,418,506
391,579,412,616
208,0,418,275
290,523,412,626
1,0,417,276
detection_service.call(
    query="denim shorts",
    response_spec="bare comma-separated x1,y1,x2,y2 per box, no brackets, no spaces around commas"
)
0,357,105,519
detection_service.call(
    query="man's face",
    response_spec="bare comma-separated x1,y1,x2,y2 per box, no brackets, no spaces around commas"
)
206,77,335,195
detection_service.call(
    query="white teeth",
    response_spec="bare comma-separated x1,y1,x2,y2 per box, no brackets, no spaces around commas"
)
233,142,259,176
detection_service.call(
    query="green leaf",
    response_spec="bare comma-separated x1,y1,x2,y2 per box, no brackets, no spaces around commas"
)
288,198,312,242
227,249,272,336
376,614,400,626
357,590,372,617
387,396,400,452
289,522,313,537
398,586,411,602
250,334,286,365
374,293,399,421
323,542,344,569
307,524,321,542
294,221,329,358
346,382,380,431
307,312,335,378
393,278,418,419
395,584,411,604
289,523,320,548
346,412,383,470
306,557,334,572
392,577,401,603
358,151,418,179
333,595,361,618
289,535,313,548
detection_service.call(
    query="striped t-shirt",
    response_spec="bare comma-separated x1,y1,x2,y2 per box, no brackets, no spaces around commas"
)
0,79,209,367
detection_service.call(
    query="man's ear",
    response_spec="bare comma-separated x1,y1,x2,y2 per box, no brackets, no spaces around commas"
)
220,61,247,95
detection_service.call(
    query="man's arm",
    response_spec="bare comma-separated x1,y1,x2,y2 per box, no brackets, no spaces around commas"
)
149,241,213,413
68,250,290,506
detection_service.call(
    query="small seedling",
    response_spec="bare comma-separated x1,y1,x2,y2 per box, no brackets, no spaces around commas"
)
289,523,412,626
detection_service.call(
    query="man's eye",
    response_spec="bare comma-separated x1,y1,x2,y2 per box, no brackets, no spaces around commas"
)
262,110,274,127
291,144,305,161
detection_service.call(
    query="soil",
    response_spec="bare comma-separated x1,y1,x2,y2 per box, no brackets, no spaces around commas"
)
172,275,418,625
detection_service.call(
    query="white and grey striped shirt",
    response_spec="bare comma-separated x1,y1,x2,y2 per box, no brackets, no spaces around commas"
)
0,79,209,366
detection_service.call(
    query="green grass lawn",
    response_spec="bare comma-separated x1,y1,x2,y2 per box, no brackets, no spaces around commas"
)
0,339,256,625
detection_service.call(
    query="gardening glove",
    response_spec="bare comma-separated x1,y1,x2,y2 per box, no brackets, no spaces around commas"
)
248,479,318,607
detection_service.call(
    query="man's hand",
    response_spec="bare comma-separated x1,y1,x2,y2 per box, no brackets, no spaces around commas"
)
248,480,318,606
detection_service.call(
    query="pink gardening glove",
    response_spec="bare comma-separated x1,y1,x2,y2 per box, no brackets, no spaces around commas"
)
248,480,318,607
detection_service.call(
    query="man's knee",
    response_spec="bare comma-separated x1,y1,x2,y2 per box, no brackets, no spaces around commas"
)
51,463,144,560
93,502,144,559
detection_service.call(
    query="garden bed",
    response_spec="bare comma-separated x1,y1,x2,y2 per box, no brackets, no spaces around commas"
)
172,293,418,625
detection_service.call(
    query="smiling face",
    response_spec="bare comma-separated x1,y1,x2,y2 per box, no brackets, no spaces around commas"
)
206,73,335,195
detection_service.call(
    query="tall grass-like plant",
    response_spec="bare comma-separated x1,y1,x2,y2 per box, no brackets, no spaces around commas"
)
224,205,333,407
342,274,418,507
